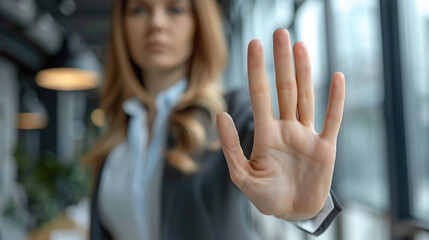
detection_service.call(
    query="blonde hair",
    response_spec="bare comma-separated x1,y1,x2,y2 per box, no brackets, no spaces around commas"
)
84,0,228,177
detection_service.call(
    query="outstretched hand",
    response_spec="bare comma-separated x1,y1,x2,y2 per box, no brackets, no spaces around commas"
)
216,29,345,221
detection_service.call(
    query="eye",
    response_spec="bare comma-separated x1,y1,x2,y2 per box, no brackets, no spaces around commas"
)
130,6,149,15
168,6,184,14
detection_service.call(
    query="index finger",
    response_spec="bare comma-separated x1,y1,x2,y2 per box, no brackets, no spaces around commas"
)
247,40,274,126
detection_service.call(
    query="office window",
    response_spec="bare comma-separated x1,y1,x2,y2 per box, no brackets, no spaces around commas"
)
398,0,429,221
329,0,389,210
294,0,329,134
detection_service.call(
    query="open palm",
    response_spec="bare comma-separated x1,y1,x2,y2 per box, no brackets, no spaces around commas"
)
216,29,345,221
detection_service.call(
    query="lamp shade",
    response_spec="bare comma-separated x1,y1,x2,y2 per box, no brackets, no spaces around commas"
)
17,112,48,130
36,34,102,91
36,67,99,91
17,84,48,130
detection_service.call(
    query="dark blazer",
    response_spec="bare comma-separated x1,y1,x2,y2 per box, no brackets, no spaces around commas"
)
90,90,341,240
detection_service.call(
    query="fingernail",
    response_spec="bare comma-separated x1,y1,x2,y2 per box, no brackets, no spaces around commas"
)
248,40,262,67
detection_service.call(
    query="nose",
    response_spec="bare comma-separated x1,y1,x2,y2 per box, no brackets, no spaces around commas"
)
149,7,167,31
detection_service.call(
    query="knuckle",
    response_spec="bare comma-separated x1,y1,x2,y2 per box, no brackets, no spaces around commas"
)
276,79,296,91
299,89,314,100
326,113,341,123
224,141,241,154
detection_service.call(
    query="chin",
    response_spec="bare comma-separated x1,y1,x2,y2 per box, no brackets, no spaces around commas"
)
140,59,184,72
145,63,178,71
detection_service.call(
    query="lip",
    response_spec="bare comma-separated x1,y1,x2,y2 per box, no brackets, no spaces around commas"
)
145,41,168,51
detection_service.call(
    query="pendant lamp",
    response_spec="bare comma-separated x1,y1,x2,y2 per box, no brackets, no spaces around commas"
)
16,83,48,130
36,34,101,91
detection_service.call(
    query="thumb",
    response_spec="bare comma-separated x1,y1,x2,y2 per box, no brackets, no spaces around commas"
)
216,112,249,189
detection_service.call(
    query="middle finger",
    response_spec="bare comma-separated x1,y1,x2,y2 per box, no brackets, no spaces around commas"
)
274,29,298,121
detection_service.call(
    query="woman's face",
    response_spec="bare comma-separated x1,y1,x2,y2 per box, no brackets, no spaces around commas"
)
124,0,196,73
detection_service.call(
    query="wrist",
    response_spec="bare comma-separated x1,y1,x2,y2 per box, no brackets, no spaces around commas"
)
275,210,320,221
275,201,324,221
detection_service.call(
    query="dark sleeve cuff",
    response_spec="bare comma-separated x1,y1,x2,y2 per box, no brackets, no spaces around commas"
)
293,190,342,236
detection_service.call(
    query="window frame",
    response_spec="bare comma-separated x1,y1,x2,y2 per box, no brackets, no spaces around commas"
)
379,0,429,238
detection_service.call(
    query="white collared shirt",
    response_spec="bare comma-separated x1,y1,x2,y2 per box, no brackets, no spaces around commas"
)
98,80,187,240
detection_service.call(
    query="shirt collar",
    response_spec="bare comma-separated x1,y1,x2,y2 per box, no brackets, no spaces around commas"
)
122,79,188,117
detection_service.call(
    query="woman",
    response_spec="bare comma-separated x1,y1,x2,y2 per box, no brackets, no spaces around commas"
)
86,0,345,239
